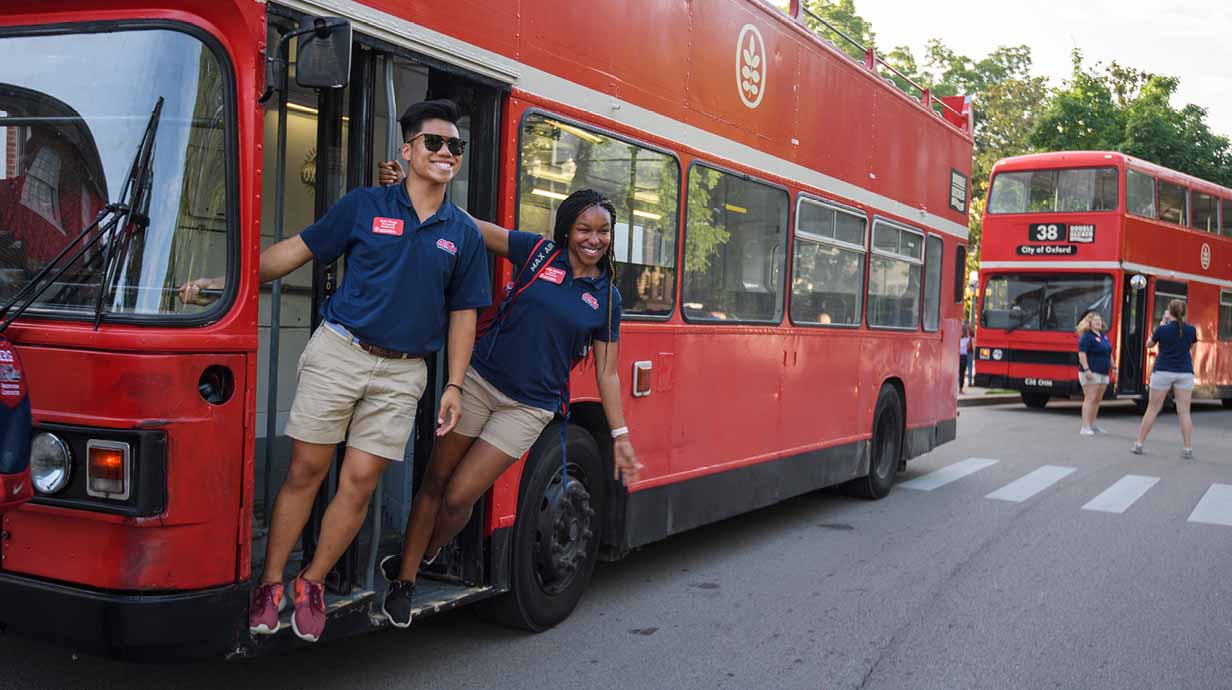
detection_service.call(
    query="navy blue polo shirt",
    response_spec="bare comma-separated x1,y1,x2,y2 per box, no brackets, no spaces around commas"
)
299,184,490,354
472,230,622,411
1078,331,1112,375
1152,321,1197,373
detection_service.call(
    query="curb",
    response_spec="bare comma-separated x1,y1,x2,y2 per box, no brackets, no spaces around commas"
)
958,395,1020,408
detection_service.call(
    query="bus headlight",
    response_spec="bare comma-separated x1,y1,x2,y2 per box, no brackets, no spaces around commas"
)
30,432,72,495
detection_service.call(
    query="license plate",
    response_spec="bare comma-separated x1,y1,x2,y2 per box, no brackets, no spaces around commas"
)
1024,378,1053,388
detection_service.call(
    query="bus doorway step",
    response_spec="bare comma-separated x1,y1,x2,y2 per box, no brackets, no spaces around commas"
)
238,580,496,656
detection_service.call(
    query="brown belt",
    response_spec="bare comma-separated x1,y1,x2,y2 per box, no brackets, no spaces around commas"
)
356,341,426,360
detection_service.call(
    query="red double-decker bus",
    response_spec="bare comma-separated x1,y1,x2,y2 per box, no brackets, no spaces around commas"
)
0,0,972,659
975,151,1232,408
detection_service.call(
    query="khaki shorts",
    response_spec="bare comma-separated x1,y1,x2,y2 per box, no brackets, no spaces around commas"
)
1150,371,1195,392
1079,371,1110,385
454,367,555,458
285,324,428,461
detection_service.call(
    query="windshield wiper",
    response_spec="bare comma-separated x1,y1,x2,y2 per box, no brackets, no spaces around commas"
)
0,98,164,333
1004,307,1043,334
92,98,163,329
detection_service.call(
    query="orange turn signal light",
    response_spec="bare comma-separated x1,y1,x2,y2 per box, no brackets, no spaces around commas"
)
86,440,130,500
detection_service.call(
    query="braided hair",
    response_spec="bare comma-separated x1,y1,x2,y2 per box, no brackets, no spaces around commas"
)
553,189,618,376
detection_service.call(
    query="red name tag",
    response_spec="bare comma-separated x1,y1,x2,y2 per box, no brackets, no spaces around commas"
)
372,217,404,236
539,266,566,284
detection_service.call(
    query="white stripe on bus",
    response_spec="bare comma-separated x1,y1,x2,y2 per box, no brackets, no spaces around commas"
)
280,0,972,240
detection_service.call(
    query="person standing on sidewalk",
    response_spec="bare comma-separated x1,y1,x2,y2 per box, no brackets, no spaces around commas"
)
1076,312,1115,435
958,323,971,393
180,99,491,642
1132,299,1198,458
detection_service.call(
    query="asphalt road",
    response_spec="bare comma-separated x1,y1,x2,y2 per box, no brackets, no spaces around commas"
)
3,400,1231,690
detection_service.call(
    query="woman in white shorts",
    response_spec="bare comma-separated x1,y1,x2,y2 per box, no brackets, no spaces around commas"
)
1133,299,1199,457
1076,312,1115,435
376,188,640,626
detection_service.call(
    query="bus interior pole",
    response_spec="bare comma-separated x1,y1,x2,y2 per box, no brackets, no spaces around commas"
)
262,53,290,531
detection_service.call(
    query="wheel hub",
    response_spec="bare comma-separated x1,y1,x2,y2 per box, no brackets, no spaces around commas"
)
534,473,596,594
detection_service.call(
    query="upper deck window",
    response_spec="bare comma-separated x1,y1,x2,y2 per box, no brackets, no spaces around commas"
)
988,167,1118,215
1157,180,1187,225
0,27,233,321
1191,191,1218,232
1127,169,1156,218
1222,199,1232,238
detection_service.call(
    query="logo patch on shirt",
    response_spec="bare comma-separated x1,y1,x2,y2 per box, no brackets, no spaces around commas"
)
372,217,404,236
540,266,566,284
582,293,599,310
436,238,458,255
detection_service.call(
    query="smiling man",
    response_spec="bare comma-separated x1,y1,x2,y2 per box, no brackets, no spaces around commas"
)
180,99,490,643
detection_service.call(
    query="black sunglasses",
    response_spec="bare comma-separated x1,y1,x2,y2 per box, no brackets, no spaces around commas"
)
407,133,467,156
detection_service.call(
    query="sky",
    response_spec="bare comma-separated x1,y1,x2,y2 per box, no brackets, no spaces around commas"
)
841,0,1232,138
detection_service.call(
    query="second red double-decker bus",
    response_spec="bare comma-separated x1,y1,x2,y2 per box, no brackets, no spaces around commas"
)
975,151,1232,409
0,0,972,659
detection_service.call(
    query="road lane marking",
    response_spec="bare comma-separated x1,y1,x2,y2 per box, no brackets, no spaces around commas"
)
900,458,999,491
1188,484,1232,527
986,465,1076,502
1081,475,1159,514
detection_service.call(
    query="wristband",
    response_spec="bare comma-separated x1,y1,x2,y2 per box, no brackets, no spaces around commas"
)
610,426,629,439
444,382,463,394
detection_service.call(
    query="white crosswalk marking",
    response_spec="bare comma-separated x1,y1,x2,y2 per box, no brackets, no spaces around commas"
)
1187,484,1232,527
986,465,1076,502
1082,475,1159,514
900,458,999,491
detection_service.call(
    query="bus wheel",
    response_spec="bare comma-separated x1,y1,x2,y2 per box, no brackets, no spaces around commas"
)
846,386,903,500
1133,398,1149,414
1021,392,1050,409
481,423,605,632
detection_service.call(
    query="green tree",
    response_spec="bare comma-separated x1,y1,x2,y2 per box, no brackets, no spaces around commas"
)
801,0,877,62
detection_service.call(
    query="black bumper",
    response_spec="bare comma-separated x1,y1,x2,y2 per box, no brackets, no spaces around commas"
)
974,374,1084,397
0,572,246,662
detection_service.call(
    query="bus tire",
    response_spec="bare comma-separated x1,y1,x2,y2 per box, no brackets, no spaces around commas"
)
846,386,903,500
478,422,606,632
1021,392,1050,409
1223,398,1232,410
1133,398,1149,414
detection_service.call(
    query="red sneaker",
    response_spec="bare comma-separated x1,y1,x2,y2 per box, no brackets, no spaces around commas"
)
249,582,284,635
291,573,326,642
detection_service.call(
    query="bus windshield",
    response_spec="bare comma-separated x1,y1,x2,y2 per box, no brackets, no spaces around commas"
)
988,167,1118,215
0,28,230,319
981,274,1114,332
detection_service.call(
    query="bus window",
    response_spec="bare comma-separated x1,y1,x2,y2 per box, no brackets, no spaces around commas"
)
868,220,924,329
981,274,1113,331
1220,290,1232,342
923,235,943,331
1152,280,1187,325
681,165,788,323
1191,191,1217,232
987,167,1117,214
1127,169,1156,218
1157,180,1187,225
789,197,866,326
517,113,680,317
953,245,966,303
1222,198,1232,238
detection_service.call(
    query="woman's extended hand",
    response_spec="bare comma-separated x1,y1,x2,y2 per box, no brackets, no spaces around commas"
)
613,436,640,485
378,160,403,185
178,276,224,305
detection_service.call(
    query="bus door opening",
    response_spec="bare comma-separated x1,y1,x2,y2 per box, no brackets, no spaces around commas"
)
1117,274,1149,396
253,8,504,605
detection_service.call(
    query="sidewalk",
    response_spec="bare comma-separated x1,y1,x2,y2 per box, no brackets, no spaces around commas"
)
958,386,1020,407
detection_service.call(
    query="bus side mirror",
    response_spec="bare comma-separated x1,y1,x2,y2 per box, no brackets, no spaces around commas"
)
294,17,352,89
1130,274,1147,292
261,16,352,104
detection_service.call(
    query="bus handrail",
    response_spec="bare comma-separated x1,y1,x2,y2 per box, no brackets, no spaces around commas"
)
786,0,965,123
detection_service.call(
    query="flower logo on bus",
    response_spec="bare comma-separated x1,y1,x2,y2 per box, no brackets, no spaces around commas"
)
1201,243,1211,271
736,24,766,109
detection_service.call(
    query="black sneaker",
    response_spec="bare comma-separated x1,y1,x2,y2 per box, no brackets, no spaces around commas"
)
382,579,415,628
379,550,442,583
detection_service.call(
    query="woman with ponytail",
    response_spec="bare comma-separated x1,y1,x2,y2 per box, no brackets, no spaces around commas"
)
373,179,638,626
1132,298,1199,457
